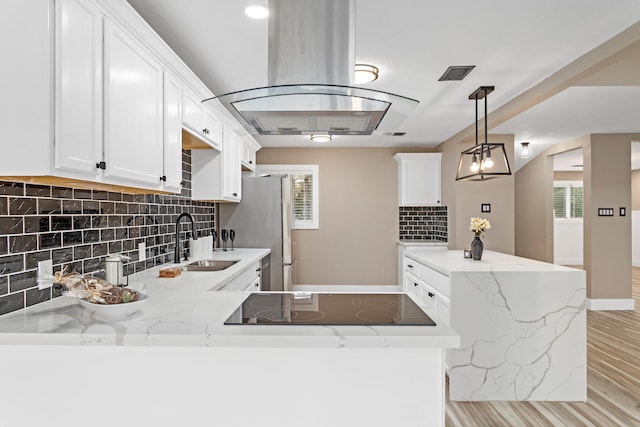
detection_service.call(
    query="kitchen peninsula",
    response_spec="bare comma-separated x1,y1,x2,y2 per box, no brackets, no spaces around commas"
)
0,248,459,427
403,249,586,401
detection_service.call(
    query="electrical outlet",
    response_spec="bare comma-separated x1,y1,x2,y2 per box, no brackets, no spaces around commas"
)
139,242,146,261
37,259,53,290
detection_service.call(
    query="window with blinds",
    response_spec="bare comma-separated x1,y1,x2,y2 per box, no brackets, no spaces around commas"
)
292,174,313,222
255,164,319,229
554,181,583,219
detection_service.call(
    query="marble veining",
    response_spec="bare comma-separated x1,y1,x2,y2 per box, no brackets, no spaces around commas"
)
0,248,460,351
406,249,586,401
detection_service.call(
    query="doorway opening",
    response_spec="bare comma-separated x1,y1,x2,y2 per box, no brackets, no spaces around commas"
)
552,149,584,266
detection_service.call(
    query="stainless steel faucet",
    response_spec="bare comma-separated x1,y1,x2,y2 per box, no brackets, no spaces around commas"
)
174,212,198,263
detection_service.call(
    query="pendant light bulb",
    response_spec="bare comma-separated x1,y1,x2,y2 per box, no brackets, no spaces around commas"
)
470,154,480,172
484,148,494,168
521,142,532,159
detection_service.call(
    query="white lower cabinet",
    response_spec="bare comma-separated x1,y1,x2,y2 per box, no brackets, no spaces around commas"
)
218,261,261,292
403,255,450,327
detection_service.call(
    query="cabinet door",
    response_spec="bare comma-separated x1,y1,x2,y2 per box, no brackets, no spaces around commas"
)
163,72,183,193
241,137,257,171
54,0,103,176
104,20,163,185
222,127,241,201
182,87,204,135
202,109,222,149
402,157,440,206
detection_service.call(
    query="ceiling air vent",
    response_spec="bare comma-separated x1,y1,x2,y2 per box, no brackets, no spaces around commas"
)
438,65,476,81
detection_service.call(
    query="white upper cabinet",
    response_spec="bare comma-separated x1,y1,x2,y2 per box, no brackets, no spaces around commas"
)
104,18,164,185
241,136,259,172
54,0,103,177
191,125,242,203
0,0,254,195
162,72,183,193
182,87,222,150
222,128,242,201
394,153,442,206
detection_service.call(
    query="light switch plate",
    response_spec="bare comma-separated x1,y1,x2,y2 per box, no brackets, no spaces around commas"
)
37,259,53,289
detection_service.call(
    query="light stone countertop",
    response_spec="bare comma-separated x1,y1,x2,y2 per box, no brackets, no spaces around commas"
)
397,240,448,247
405,249,581,276
0,248,460,349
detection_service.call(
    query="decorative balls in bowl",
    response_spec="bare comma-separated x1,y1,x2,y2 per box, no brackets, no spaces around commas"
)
77,292,148,320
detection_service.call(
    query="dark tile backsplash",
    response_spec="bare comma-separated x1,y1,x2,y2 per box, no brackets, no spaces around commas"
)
0,150,215,316
398,206,448,242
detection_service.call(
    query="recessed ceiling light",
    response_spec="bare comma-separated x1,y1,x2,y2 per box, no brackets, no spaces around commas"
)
244,5,268,19
354,64,379,84
310,134,332,143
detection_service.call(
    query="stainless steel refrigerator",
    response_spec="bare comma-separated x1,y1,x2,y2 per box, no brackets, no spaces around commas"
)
219,175,293,291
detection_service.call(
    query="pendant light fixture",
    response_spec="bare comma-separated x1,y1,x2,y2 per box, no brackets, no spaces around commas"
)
520,142,532,158
456,86,512,181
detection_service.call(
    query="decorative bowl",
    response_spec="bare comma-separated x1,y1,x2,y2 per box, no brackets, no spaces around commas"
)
77,293,148,320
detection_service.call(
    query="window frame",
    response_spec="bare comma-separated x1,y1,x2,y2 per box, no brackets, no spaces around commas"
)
553,180,583,220
255,164,319,230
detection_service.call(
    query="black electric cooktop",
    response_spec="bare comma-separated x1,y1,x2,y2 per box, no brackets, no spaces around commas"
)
224,293,436,326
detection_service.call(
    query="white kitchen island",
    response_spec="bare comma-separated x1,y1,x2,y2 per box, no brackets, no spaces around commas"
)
0,248,459,427
403,249,586,401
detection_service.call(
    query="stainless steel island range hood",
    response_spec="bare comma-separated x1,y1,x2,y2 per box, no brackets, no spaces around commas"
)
206,0,419,137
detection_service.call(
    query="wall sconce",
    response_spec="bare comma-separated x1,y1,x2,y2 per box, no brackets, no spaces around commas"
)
520,142,532,158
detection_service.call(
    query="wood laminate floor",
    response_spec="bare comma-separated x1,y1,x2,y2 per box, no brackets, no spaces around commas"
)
445,267,640,427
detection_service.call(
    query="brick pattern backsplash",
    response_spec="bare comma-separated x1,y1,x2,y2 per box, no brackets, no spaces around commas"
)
398,206,448,241
0,150,215,316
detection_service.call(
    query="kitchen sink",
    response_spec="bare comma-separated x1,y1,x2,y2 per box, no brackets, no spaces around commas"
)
183,260,240,272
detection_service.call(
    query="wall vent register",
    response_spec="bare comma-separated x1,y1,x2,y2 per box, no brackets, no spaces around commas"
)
224,293,436,326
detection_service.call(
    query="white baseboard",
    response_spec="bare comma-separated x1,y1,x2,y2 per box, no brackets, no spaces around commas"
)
587,298,635,311
554,258,583,266
291,285,401,293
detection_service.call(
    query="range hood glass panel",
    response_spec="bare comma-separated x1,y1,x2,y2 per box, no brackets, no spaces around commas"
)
207,84,419,136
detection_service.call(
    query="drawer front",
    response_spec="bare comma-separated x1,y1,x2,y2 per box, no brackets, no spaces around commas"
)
403,256,420,276
419,284,436,311
419,266,450,298
405,271,422,298
223,266,255,292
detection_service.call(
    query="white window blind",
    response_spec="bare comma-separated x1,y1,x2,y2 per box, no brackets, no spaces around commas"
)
292,173,313,222
256,164,319,229
554,181,583,219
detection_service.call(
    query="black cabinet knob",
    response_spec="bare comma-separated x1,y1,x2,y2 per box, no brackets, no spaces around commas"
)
160,175,167,182
407,264,413,268
232,192,238,197
249,160,253,164
428,292,434,298
96,161,106,170
413,283,418,287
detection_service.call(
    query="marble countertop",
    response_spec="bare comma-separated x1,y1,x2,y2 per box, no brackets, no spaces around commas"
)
405,249,580,276
0,248,459,349
397,240,448,247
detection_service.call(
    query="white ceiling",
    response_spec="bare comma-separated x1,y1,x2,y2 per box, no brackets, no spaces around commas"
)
126,0,640,150
494,86,640,170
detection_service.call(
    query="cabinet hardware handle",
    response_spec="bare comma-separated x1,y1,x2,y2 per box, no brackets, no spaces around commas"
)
249,160,253,164
428,292,434,298
232,192,238,197
96,161,106,170
414,283,418,287
407,264,413,268
160,175,167,182
203,128,208,135
180,181,185,187
256,268,261,272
